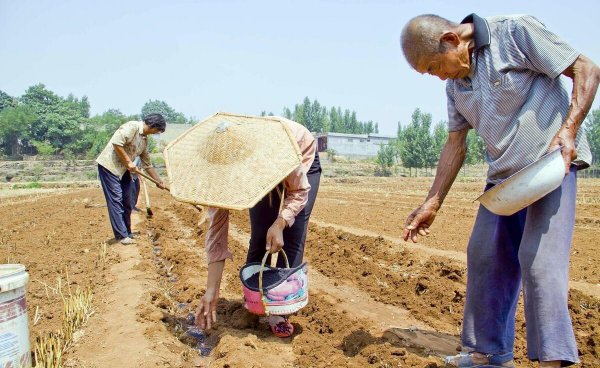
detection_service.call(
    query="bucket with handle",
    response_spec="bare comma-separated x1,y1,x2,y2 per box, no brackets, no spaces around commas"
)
240,250,308,316
0,264,31,367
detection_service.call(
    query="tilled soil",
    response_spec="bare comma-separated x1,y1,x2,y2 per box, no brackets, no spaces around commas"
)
2,177,599,367
0,189,117,346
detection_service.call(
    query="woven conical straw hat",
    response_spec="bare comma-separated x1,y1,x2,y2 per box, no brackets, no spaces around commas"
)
164,112,303,210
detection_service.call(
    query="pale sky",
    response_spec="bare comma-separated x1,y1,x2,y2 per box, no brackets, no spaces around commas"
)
1,0,599,134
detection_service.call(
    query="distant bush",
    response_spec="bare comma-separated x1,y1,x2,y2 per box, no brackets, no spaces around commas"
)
375,144,396,177
326,148,337,162
13,181,42,189
31,140,56,156
84,170,98,180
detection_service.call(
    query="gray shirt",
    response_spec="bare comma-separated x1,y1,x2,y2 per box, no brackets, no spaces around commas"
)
447,14,592,184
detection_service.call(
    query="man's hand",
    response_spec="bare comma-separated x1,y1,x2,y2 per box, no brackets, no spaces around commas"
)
402,199,439,243
156,181,167,190
266,217,286,254
127,161,138,173
548,126,577,175
195,288,219,330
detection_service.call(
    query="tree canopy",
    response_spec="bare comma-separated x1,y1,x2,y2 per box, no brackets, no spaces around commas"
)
141,100,189,124
0,85,186,158
394,108,487,174
278,97,379,134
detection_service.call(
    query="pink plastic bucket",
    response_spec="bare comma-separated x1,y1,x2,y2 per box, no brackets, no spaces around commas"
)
240,250,308,316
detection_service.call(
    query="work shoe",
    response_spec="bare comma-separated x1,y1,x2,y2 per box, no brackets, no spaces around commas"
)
268,315,294,338
120,237,136,245
445,352,515,367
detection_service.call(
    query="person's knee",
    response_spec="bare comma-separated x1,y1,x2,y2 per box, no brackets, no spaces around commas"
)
466,244,498,271
519,254,565,287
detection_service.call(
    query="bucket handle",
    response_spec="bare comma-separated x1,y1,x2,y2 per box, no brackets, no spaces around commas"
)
258,249,290,316
258,186,289,316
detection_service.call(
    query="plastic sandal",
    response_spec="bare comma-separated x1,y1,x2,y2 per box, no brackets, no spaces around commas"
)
268,316,294,338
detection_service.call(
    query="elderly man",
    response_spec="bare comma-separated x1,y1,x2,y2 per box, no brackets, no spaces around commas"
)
96,113,167,244
400,14,599,367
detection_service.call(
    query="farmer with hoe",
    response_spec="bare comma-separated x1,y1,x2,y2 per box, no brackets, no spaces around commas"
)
96,113,167,245
194,116,321,338
400,13,599,367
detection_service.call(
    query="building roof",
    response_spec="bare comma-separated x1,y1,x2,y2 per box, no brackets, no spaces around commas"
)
368,133,396,139
312,132,395,139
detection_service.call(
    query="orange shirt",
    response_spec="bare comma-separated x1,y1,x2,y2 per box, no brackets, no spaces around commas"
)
205,118,316,264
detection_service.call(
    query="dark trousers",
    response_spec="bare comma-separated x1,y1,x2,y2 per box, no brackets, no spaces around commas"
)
246,154,321,268
98,164,134,239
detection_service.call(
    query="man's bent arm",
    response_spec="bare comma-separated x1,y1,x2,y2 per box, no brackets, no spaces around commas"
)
562,54,600,134
424,128,469,210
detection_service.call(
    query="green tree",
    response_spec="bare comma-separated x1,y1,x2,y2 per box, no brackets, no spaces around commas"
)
141,99,187,124
465,130,486,165
30,140,55,156
0,91,17,111
80,96,91,118
83,109,137,158
329,107,340,132
375,144,397,176
584,107,600,165
283,107,292,119
20,84,86,154
0,105,36,156
292,103,304,126
278,98,380,135
398,109,435,176
432,121,448,159
349,111,359,133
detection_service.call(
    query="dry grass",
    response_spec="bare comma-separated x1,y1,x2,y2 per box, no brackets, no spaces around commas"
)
95,241,108,269
33,271,94,368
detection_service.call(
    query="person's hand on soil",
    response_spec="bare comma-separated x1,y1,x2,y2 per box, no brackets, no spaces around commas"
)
266,217,286,254
548,126,577,175
402,199,439,243
195,288,219,330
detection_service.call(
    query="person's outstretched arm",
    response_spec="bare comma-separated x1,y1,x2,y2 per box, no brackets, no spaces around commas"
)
196,208,232,329
402,128,468,243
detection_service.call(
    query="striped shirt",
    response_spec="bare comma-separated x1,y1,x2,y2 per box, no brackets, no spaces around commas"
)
447,14,592,184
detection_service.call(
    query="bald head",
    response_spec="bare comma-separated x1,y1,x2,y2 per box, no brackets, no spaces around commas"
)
400,14,458,69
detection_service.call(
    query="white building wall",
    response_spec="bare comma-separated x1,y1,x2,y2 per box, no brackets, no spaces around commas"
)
327,134,394,157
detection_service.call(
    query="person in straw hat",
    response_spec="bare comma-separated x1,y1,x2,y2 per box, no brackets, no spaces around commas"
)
96,113,168,245
194,117,321,338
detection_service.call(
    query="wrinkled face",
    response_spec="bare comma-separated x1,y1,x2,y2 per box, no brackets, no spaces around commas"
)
416,44,471,80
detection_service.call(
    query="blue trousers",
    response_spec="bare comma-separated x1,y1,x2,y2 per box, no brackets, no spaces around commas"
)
98,164,134,240
462,167,578,365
